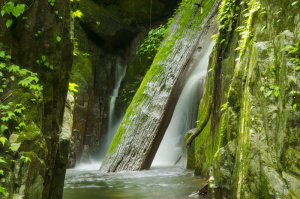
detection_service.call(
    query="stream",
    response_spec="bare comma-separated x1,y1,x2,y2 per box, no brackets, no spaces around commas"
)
63,164,206,199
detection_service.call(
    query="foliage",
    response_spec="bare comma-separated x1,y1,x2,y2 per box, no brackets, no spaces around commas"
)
36,56,54,70
1,1,26,28
69,83,78,96
20,155,31,163
282,42,300,71
217,0,239,31
48,0,55,7
281,31,300,110
56,36,61,42
0,50,43,197
35,31,42,38
72,10,83,19
137,25,167,60
121,81,140,105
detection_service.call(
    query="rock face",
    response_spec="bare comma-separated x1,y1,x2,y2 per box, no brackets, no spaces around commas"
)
100,0,222,172
192,0,300,198
67,0,182,166
0,0,73,198
51,92,75,198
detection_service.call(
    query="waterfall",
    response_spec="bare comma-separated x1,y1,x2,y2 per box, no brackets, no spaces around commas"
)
153,40,215,166
108,58,126,133
101,58,126,158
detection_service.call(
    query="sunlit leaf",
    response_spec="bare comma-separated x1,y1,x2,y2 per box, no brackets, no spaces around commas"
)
12,4,26,17
6,19,13,28
1,125,5,133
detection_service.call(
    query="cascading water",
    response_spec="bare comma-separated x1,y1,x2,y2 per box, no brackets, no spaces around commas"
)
100,58,127,158
153,40,215,166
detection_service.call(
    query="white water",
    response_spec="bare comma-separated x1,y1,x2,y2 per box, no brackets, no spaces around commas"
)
100,58,127,159
108,58,127,133
153,40,214,166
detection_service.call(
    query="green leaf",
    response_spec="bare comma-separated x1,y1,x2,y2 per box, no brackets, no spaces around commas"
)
36,60,40,64
50,2,54,6
55,10,58,15
12,4,26,17
44,62,50,67
38,31,41,34
292,1,298,6
50,65,53,70
274,90,279,97
9,144,19,151
19,122,25,127
21,156,31,163
1,2,14,16
0,170,3,175
6,19,13,28
265,91,272,98
293,104,297,110
19,69,30,76
260,86,265,92
0,62,6,69
258,127,262,132
18,79,30,87
41,56,46,62
7,64,20,73
0,51,5,58
0,72,2,77
1,125,5,133
56,36,61,42
10,76,15,81
0,185,6,197
0,137,7,146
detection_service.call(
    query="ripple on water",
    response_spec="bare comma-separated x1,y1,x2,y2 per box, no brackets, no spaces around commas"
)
63,166,206,199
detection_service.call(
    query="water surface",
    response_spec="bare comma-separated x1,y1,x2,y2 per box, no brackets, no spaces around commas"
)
63,165,206,199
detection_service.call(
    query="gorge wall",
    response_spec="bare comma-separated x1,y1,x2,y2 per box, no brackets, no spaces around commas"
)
193,0,300,198
0,0,73,198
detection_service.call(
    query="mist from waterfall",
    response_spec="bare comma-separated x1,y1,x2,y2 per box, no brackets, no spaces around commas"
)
152,40,215,166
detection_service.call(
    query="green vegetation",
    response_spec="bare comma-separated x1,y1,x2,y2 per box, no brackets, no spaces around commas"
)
48,0,55,7
137,25,167,60
72,10,83,19
1,1,26,28
0,50,42,197
36,56,54,70
68,83,79,96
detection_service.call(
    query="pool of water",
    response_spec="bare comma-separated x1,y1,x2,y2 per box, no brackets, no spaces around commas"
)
63,164,206,199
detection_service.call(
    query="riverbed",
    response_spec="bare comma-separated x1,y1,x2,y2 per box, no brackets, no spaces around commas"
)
63,164,206,199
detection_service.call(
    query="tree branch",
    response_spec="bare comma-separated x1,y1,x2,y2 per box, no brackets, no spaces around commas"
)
186,102,212,147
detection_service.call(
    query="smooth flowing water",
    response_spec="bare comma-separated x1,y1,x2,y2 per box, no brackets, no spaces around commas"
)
98,58,126,159
153,40,215,166
63,166,206,199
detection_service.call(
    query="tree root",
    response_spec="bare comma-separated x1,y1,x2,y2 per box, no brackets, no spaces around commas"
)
185,103,212,147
